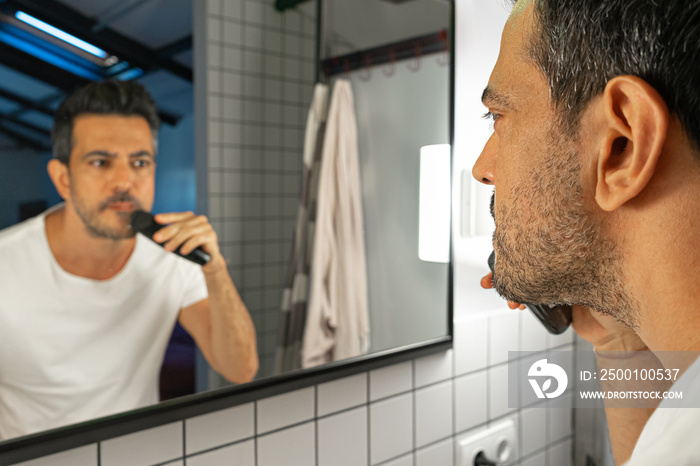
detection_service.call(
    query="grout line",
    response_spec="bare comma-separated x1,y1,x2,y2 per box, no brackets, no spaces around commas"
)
314,385,319,466
367,370,372,466
253,398,259,466
182,420,187,465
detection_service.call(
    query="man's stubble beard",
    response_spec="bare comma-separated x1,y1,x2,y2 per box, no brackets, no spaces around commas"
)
491,128,639,330
69,186,141,241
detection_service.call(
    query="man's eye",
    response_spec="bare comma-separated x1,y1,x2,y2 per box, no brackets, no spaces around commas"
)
482,111,501,131
89,159,106,167
482,111,501,122
133,160,150,168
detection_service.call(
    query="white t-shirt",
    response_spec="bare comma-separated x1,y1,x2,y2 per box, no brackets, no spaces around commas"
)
625,355,700,465
0,210,208,440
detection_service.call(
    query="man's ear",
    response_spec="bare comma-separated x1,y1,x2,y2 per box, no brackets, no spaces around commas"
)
47,159,70,201
593,76,669,211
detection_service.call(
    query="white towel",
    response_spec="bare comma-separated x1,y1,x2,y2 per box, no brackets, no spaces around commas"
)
302,80,370,368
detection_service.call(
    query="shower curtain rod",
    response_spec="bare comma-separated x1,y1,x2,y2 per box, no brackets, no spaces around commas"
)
321,29,449,79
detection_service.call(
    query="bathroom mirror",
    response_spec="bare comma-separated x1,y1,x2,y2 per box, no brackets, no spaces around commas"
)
0,0,453,455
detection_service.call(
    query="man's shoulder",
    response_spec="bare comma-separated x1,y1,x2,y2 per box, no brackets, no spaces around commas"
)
0,215,43,251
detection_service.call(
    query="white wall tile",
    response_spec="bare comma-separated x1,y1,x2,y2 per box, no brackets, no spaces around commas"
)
548,326,575,349
14,445,97,466
520,406,547,457
415,350,453,388
369,361,412,401
548,439,573,466
257,387,314,434
416,437,454,466
318,407,368,466
489,311,520,366
379,453,413,466
186,440,255,466
520,311,549,353
185,403,254,454
317,373,367,417
369,394,413,465
454,316,488,376
223,0,242,19
455,371,488,433
521,450,547,466
100,423,182,466
257,422,315,466
548,393,573,443
489,364,516,420
415,381,453,448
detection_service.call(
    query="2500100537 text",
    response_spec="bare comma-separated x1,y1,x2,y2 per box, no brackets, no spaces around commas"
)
599,368,680,381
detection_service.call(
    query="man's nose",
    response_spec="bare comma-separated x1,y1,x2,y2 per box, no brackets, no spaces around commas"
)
472,133,497,185
111,161,134,191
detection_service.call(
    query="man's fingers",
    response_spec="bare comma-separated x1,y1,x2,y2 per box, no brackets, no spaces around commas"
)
153,211,196,224
480,273,494,289
481,272,526,310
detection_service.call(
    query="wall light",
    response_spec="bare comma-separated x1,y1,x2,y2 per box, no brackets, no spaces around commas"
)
418,144,451,263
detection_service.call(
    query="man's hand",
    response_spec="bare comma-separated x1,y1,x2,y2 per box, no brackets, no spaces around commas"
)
152,211,258,383
152,212,225,272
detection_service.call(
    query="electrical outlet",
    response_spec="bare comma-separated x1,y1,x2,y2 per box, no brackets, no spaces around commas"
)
456,419,518,465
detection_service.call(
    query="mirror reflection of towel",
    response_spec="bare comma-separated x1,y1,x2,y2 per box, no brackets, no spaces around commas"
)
274,83,329,374
302,79,370,368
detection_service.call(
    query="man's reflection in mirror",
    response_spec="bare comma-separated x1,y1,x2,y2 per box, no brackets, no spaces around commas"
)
0,81,258,440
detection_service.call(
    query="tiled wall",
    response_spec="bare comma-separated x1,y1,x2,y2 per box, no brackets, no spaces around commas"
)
15,310,575,466
203,0,317,380
8,1,583,465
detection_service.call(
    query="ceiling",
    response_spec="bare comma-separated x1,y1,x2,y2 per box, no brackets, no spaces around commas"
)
0,0,193,152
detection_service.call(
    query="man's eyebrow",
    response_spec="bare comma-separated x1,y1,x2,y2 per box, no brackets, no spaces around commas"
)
82,150,115,160
81,150,154,159
481,86,515,111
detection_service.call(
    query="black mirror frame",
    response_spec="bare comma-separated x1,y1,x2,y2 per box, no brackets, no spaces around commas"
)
0,2,455,464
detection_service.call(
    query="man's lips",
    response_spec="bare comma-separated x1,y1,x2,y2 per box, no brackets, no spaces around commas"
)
107,202,135,211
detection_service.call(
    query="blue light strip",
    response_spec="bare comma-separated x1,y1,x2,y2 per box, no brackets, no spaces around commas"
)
15,11,108,59
0,30,102,80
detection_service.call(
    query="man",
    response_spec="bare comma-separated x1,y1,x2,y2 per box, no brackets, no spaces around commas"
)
473,0,700,464
0,81,257,440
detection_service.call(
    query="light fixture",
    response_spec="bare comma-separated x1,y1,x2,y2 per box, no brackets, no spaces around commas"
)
418,144,451,263
15,11,108,59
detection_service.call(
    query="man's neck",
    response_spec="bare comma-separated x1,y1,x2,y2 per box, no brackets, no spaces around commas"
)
45,205,136,281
